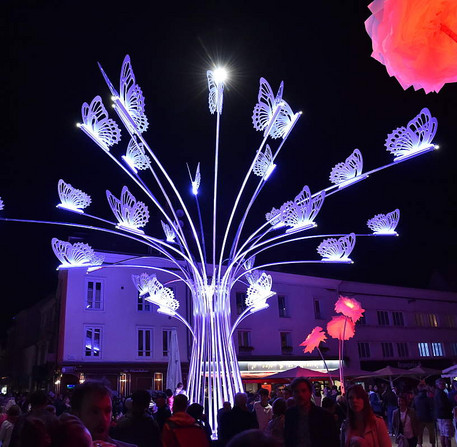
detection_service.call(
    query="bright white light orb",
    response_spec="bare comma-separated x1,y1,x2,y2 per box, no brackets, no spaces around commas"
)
213,67,228,84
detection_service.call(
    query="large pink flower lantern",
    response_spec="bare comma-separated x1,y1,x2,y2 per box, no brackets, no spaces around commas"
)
365,0,457,93
334,296,365,323
327,315,355,341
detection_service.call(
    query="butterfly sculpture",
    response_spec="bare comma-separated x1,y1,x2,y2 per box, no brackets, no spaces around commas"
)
317,233,356,262
51,238,104,268
386,108,438,162
80,96,121,151
106,186,150,234
207,70,224,115
161,221,176,243
57,179,91,213
246,272,275,311
253,144,276,179
367,209,400,235
329,148,367,188
187,163,201,195
122,137,150,172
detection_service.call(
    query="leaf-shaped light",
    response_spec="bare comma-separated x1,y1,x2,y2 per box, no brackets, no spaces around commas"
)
245,272,275,313
132,273,179,316
253,144,276,179
327,315,355,341
106,186,149,234
122,137,150,173
386,108,438,162
329,149,368,189
280,186,325,234
79,96,121,152
51,238,104,269
300,327,327,354
367,209,400,235
57,179,91,214
334,296,365,323
317,233,356,263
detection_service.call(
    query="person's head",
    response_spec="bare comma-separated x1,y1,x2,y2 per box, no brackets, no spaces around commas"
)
6,404,21,423
258,388,269,404
165,389,173,398
435,378,446,390
283,386,292,400
226,429,280,447
397,395,407,410
172,393,188,413
131,390,151,414
346,384,374,428
70,381,112,441
321,397,336,412
187,403,204,420
272,398,286,417
155,391,167,408
290,378,312,408
313,382,321,395
234,392,248,409
222,401,231,412
29,390,49,410
176,382,183,391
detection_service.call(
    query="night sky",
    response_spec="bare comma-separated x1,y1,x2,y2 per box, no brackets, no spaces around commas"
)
1,1,457,333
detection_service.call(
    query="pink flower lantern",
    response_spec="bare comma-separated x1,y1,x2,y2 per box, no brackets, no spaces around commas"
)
334,296,365,323
300,326,327,353
365,0,457,93
327,315,355,341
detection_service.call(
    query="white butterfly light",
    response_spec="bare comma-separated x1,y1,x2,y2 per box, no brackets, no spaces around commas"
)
253,145,276,179
243,256,256,272
0,197,4,211
207,70,224,115
161,221,176,243
122,137,151,173
57,179,91,214
132,273,179,316
106,186,149,234
317,233,356,263
79,96,121,151
280,186,325,234
119,55,149,133
265,207,283,228
51,238,104,269
329,149,367,188
367,209,400,235
187,163,201,195
245,272,275,312
386,108,438,162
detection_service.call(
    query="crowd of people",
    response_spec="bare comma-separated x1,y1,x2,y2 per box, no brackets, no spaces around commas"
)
0,377,456,447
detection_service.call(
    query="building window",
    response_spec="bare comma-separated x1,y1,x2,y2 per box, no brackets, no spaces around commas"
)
431,342,444,357
86,281,103,310
418,342,430,357
397,342,409,357
445,315,456,328
154,372,163,391
236,292,247,314
137,292,152,312
381,342,394,358
162,329,172,357
237,331,252,352
85,326,102,357
416,313,439,327
137,328,152,357
392,312,404,327
450,342,457,356
357,342,370,358
415,313,425,327
377,311,389,326
313,299,322,319
428,314,438,327
278,295,289,318
280,332,293,354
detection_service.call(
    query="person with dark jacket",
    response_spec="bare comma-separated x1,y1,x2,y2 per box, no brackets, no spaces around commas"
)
412,385,435,447
284,377,339,447
392,395,419,447
153,392,172,432
219,393,259,445
110,389,161,447
434,379,454,447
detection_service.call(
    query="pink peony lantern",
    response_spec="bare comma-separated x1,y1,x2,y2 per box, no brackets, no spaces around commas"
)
334,296,365,323
365,0,457,93
300,326,327,353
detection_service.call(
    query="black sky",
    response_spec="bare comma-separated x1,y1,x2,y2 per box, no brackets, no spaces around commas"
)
1,1,457,332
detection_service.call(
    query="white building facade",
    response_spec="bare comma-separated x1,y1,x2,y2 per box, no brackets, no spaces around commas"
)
55,252,457,395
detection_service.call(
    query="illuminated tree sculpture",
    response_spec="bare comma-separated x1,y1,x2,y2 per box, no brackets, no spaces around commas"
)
0,55,439,436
